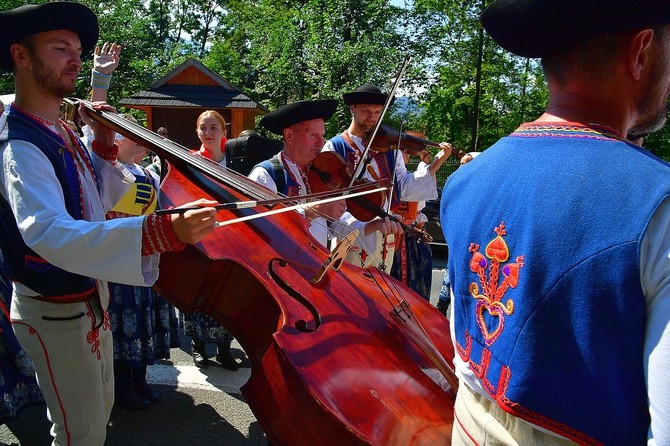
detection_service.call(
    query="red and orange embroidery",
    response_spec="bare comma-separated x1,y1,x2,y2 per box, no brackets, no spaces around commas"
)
469,222,525,346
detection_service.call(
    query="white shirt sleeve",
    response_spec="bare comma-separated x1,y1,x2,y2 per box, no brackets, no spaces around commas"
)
1,139,156,288
641,196,670,446
248,165,277,192
88,149,135,211
322,140,335,153
334,211,383,264
394,150,438,202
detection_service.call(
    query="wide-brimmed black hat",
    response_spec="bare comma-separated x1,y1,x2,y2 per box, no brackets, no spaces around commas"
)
0,2,99,71
481,0,670,58
342,84,395,106
260,99,338,135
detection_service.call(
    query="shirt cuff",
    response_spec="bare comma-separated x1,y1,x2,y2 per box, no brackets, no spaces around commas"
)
91,140,119,162
141,214,186,255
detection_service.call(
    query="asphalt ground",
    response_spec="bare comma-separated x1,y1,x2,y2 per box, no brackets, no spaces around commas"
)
0,249,448,446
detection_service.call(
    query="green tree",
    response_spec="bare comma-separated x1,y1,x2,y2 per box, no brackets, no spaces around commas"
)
81,0,158,107
211,0,414,134
408,0,548,151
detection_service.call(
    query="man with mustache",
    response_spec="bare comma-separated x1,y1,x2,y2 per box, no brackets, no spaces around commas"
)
323,84,452,269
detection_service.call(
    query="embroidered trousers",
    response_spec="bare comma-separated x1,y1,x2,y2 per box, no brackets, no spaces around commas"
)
10,294,113,446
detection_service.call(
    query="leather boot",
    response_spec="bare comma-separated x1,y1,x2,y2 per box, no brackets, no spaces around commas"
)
191,340,210,368
216,340,239,371
114,364,151,410
133,365,161,403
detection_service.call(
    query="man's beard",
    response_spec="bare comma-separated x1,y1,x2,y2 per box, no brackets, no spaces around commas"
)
631,101,668,136
357,120,376,133
632,52,670,136
31,53,77,99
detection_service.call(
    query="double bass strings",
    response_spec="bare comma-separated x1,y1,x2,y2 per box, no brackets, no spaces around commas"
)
213,187,386,227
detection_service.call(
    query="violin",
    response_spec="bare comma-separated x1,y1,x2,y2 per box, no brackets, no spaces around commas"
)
307,151,387,221
368,125,465,158
368,125,438,155
308,151,433,242
73,99,457,446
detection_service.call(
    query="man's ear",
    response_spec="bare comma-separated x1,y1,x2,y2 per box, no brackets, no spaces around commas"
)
628,29,655,81
283,127,293,143
9,43,30,68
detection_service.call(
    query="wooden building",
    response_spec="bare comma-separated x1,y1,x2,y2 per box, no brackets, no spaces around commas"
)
119,58,267,150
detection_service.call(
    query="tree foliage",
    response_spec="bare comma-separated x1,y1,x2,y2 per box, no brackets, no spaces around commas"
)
207,0,410,134
0,0,667,161
408,0,548,150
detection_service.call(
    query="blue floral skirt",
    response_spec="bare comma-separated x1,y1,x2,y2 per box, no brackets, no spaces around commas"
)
107,283,180,367
180,312,232,344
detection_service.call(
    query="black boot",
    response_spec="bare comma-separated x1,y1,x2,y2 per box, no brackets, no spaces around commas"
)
191,340,210,368
133,365,161,403
114,364,151,410
216,340,239,371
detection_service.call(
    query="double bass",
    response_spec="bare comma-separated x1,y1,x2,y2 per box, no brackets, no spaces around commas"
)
75,100,457,445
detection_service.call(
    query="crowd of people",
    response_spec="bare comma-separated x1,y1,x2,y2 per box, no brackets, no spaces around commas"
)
0,0,669,445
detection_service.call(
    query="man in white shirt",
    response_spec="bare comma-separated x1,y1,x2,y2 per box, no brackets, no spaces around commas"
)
0,3,217,444
323,84,453,268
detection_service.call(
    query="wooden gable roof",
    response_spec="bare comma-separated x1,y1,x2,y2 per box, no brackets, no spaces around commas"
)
118,58,267,112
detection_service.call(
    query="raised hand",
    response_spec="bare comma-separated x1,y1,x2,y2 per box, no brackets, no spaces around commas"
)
93,42,122,75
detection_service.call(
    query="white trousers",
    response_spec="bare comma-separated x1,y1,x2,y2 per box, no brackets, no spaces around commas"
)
452,384,577,446
11,293,114,446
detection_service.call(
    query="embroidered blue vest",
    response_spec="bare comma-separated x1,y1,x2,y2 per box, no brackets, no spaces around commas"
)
441,124,670,445
329,134,401,205
256,154,301,196
0,108,97,301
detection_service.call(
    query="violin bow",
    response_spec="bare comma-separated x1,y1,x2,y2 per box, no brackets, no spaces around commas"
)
348,56,411,187
213,186,387,228
156,181,387,215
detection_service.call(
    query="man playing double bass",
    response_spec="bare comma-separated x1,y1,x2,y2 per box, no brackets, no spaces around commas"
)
0,3,217,444
322,84,453,269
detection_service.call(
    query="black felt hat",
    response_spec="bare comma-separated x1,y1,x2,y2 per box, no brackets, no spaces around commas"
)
342,84,395,106
260,99,338,135
480,0,670,58
0,2,99,71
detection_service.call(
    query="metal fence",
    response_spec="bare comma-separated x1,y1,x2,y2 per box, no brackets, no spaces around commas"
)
406,157,460,192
